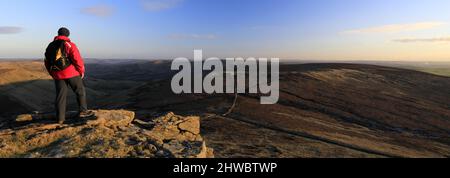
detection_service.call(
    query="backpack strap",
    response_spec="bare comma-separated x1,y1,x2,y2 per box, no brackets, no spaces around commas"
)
65,41,72,49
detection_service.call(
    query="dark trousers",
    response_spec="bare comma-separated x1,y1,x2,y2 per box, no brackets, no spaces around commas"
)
55,76,88,121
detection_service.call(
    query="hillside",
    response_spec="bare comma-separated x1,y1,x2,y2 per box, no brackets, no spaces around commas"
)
124,63,450,157
0,60,144,115
0,60,449,158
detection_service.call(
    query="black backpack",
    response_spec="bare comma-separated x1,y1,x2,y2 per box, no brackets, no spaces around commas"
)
45,40,72,71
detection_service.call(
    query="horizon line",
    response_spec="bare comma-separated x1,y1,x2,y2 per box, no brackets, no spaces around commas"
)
1,57,450,63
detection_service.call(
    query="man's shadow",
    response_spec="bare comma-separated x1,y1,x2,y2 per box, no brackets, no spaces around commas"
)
0,78,97,131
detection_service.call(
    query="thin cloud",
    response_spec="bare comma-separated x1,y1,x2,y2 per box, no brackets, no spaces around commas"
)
168,33,217,40
393,37,450,43
141,0,183,12
81,5,115,17
0,26,23,34
343,22,446,34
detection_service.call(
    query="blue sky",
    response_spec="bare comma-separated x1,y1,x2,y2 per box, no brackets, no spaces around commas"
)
1,0,450,61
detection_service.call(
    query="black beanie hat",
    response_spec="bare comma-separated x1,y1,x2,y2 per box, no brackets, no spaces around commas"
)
58,27,70,37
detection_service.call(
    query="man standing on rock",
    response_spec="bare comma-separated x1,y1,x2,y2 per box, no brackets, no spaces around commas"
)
44,27,94,124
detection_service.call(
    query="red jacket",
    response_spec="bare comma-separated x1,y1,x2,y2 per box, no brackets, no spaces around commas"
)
45,36,85,80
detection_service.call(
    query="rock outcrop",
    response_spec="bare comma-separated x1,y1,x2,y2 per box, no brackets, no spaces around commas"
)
0,110,213,158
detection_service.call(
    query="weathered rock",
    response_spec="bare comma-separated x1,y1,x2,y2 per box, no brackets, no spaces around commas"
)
1,110,213,158
156,150,168,157
163,140,186,155
88,110,135,127
133,119,154,129
195,141,215,158
145,113,203,142
160,140,214,158
15,114,33,122
143,113,213,158
178,117,200,135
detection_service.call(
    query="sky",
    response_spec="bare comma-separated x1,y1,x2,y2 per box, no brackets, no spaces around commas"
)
1,0,450,61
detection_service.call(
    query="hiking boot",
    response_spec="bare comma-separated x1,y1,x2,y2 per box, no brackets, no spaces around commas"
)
79,110,95,118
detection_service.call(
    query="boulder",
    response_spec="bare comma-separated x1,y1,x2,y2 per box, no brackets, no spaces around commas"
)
15,114,33,122
87,110,135,127
141,113,203,142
